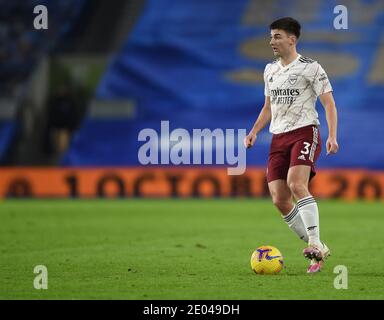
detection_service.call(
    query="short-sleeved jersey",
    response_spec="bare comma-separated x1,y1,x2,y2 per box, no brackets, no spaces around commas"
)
264,54,332,134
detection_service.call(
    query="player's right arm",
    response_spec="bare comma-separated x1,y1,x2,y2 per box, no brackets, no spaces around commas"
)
244,96,271,149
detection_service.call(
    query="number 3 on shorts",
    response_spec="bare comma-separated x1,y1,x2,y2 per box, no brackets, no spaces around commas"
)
301,142,311,155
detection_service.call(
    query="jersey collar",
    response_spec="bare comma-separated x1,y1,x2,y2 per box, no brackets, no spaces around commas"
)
278,54,301,70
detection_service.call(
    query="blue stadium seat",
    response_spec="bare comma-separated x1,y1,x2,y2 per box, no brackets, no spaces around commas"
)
0,121,17,163
0,0,87,95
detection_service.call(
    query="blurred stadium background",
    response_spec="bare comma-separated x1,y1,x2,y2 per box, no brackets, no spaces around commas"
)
0,0,383,199
1,0,384,300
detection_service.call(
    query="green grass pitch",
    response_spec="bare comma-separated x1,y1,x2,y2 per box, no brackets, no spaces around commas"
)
1,199,383,300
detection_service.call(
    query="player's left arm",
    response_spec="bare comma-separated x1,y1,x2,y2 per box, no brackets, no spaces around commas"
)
319,91,339,155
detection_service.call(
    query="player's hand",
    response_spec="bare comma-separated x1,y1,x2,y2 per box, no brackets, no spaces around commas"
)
244,132,257,149
326,136,339,155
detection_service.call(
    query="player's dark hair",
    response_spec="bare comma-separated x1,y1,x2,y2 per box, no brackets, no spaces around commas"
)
270,17,301,39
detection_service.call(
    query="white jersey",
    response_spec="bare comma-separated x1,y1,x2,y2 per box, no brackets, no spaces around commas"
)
264,54,333,134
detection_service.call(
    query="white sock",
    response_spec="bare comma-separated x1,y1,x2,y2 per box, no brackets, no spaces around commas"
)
297,195,321,246
282,204,308,243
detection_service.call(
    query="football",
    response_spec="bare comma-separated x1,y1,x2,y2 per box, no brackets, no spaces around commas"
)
251,245,284,275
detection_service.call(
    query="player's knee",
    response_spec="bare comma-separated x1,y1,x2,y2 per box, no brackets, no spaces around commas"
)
288,181,308,197
271,196,291,213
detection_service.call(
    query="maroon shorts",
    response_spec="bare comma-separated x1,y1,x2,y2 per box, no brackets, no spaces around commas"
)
267,125,322,183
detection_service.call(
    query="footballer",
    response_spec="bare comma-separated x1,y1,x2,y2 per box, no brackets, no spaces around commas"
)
244,17,339,273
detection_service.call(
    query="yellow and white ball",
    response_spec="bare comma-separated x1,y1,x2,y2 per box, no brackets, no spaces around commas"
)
251,245,284,275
